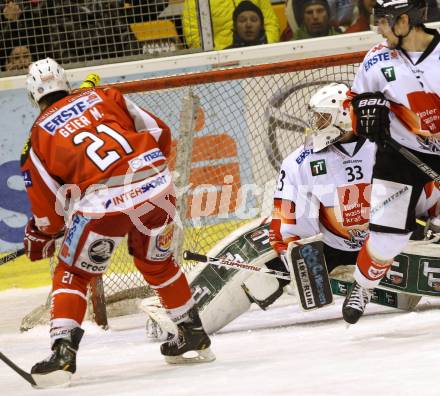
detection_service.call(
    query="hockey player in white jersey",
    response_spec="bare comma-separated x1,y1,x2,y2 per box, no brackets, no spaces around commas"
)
270,82,376,278
342,0,440,324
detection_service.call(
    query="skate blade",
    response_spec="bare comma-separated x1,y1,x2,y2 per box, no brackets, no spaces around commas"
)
164,347,216,365
31,370,72,389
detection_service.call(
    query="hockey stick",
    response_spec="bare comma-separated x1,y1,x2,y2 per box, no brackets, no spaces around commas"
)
387,139,440,183
0,248,25,266
182,251,291,281
0,352,36,387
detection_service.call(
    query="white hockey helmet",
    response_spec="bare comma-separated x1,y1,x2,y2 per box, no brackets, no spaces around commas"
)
308,82,352,152
26,58,70,105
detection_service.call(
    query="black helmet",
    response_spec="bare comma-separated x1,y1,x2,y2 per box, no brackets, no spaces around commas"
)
372,0,427,28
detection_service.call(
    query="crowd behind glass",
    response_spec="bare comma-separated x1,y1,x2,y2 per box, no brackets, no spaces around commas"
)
1,0,440,73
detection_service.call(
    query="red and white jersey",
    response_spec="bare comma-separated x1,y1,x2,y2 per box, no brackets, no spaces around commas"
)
21,87,172,235
270,138,376,253
351,29,440,155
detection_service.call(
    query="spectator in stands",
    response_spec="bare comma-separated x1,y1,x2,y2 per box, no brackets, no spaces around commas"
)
345,0,375,33
4,44,32,71
282,0,341,41
48,1,141,64
182,0,280,50
284,0,354,37
1,0,52,66
227,1,267,48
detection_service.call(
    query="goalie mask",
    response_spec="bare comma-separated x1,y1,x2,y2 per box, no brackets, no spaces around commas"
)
26,58,70,105
308,83,351,152
371,0,427,33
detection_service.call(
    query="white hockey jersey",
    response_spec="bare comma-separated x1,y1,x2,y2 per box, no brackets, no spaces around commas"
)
270,138,376,253
351,30,440,155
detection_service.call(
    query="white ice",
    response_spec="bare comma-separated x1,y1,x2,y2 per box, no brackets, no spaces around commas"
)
1,286,440,396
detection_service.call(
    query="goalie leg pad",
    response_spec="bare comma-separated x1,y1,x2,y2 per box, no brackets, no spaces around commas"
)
241,268,284,310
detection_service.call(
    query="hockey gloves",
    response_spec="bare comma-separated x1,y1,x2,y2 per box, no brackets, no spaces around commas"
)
351,92,391,147
24,218,57,261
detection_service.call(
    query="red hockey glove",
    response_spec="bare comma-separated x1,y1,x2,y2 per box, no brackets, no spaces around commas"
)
351,92,391,147
24,218,57,261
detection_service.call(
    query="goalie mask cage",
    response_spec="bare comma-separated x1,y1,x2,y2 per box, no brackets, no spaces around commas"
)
20,51,365,331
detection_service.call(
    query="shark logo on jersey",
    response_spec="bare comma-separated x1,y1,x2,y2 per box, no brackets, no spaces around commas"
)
344,229,368,249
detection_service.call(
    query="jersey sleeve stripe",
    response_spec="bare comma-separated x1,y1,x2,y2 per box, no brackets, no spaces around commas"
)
29,148,61,195
124,96,163,140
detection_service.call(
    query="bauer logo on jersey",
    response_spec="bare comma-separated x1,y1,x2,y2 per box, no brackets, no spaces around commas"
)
310,159,326,176
381,66,396,82
128,149,165,171
39,94,102,135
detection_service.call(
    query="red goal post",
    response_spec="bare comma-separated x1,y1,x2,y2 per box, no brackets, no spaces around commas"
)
21,51,366,330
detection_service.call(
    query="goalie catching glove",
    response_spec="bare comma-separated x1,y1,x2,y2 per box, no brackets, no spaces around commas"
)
24,218,58,261
351,92,391,147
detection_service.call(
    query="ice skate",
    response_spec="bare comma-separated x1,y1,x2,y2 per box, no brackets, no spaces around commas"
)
160,307,215,364
342,281,372,324
31,327,84,389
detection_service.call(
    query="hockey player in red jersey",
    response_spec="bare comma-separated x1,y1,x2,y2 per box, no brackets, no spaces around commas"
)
342,0,440,324
21,58,214,388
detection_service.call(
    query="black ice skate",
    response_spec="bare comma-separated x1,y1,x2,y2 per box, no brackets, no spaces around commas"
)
160,307,215,364
31,327,84,388
342,281,372,324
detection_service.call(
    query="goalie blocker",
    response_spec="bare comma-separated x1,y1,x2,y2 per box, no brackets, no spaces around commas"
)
287,235,333,310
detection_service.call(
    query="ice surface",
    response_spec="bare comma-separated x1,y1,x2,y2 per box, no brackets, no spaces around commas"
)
1,287,440,396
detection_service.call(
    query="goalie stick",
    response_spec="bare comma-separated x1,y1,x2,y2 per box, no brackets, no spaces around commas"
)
0,248,25,266
183,250,291,281
0,351,36,387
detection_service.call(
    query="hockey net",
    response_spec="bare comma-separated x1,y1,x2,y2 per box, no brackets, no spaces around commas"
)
20,51,364,330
